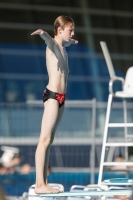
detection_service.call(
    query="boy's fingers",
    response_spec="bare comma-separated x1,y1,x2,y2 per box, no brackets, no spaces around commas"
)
31,29,44,35
31,30,40,35
31,32,36,35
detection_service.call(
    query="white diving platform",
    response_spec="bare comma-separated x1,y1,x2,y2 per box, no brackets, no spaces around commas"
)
26,179,133,199
40,190,132,197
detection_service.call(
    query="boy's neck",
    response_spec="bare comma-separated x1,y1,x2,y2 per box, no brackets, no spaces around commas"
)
54,36,64,47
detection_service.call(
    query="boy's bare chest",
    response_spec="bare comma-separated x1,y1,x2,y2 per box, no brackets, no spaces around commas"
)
54,44,67,62
46,47,69,74
47,45,68,64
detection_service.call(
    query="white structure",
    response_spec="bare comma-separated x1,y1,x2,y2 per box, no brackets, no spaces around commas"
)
98,41,133,184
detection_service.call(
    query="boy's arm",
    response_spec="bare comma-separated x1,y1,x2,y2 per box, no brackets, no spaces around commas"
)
31,29,54,48
64,39,78,47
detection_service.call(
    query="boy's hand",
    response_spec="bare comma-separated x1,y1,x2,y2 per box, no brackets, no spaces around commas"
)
74,40,78,44
64,39,78,47
31,29,44,35
71,39,78,44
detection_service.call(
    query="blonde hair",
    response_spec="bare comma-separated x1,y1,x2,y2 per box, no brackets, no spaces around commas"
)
54,15,74,36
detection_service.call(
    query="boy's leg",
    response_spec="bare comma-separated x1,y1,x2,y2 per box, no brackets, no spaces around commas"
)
35,99,60,194
44,105,64,189
44,106,64,185
51,105,64,142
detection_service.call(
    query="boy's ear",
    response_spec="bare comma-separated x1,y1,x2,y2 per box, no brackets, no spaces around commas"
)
57,26,63,34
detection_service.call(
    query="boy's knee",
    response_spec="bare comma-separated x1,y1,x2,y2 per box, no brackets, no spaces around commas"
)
39,136,54,146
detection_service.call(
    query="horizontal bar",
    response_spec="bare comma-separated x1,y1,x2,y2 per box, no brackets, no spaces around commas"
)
0,99,133,109
0,137,102,145
27,100,96,107
1,48,133,61
103,162,133,166
1,3,133,18
0,72,109,83
106,143,133,146
40,190,132,197
1,22,133,36
102,182,133,186
108,123,133,127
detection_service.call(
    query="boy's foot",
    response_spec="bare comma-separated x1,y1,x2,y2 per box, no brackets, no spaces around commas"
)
47,184,63,193
34,185,61,194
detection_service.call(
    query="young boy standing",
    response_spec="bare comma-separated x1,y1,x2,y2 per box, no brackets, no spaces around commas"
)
31,15,78,194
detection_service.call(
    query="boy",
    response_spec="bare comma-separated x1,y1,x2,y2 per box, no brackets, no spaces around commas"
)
31,15,78,194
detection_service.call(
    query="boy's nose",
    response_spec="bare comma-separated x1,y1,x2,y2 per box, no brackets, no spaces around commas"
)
71,31,74,36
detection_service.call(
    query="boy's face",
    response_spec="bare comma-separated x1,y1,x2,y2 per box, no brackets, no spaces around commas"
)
60,23,75,42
